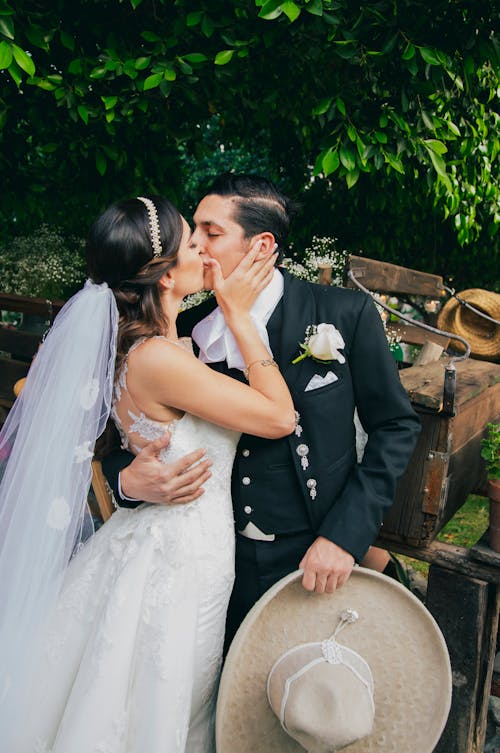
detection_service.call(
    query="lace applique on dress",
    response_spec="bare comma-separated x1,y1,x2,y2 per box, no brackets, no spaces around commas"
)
127,409,180,444
112,336,190,452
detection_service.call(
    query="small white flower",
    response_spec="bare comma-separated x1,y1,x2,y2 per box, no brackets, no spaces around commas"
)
80,379,99,410
47,496,71,531
74,440,94,464
293,323,345,365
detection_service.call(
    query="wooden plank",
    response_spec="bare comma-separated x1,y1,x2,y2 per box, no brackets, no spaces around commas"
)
400,358,500,411
425,567,499,753
400,362,445,410
0,327,41,359
346,254,445,296
376,536,500,584
470,532,500,567
441,441,488,529
384,412,443,542
0,292,64,319
91,459,115,522
413,341,444,367
446,385,500,454
386,322,449,348
317,265,332,285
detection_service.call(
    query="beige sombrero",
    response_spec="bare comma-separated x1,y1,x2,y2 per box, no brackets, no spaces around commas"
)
216,568,452,753
437,288,500,362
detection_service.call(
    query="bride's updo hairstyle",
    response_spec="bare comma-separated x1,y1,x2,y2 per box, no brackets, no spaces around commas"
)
86,195,183,374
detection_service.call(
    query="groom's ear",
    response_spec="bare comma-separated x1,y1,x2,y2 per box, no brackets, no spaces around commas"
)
250,232,277,261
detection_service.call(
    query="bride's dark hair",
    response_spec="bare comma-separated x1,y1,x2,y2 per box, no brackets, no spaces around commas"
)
88,195,184,459
86,195,183,375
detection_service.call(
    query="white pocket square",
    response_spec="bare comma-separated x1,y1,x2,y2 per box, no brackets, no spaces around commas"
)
305,371,338,392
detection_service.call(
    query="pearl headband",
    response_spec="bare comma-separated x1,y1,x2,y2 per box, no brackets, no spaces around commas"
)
136,196,163,257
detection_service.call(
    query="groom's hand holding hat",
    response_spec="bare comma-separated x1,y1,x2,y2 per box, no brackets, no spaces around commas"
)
299,536,355,594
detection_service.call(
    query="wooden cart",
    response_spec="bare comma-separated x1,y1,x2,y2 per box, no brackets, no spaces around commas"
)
344,255,500,753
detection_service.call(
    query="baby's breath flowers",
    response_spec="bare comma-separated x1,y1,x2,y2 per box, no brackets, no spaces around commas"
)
0,226,86,300
281,236,348,286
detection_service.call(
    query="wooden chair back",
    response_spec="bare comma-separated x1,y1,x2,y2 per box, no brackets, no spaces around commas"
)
91,460,116,522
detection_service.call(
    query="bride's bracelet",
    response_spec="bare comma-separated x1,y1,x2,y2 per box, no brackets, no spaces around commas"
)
243,358,279,380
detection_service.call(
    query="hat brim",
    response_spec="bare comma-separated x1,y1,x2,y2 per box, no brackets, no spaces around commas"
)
216,568,452,753
437,288,500,361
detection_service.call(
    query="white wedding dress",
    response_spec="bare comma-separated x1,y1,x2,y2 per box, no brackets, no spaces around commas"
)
16,338,238,753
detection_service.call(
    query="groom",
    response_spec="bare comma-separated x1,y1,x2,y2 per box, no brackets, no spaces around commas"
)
103,174,420,644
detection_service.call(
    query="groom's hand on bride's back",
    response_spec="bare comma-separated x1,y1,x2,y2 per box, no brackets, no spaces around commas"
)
120,432,212,505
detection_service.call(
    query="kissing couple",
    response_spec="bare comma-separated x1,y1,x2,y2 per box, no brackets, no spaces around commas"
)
0,174,420,752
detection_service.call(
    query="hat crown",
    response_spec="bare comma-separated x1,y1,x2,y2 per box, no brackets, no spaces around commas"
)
267,616,375,753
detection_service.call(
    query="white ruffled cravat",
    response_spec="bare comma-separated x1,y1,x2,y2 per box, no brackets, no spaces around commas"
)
192,268,284,371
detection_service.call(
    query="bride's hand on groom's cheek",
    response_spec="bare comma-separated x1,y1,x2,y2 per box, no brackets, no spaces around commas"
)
121,432,212,505
210,241,278,320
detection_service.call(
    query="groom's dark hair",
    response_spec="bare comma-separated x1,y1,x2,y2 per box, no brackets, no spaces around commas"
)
205,173,297,259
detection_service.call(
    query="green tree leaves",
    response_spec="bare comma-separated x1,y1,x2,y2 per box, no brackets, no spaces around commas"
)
0,40,12,68
0,0,497,287
214,50,234,65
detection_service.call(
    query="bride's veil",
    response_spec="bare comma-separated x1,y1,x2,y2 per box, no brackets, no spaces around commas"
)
0,280,118,747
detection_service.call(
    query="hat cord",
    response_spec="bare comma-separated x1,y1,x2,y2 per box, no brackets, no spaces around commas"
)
329,607,359,640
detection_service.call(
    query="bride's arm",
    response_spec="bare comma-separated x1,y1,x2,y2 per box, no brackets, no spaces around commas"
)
127,250,295,439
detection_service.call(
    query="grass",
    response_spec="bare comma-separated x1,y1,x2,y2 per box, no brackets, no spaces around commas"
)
396,494,489,578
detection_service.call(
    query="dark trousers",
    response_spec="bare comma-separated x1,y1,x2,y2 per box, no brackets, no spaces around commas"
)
223,530,315,654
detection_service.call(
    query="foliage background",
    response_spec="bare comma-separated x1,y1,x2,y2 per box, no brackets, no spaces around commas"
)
0,0,498,296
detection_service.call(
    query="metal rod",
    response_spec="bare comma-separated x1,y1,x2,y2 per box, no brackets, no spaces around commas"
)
347,270,471,363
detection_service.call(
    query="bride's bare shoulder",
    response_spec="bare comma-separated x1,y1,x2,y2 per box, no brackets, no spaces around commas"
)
126,336,195,377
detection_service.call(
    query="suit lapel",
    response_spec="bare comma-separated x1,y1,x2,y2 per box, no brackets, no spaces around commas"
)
277,270,316,390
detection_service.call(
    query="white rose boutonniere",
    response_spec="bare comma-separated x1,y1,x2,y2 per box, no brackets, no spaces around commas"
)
292,323,345,365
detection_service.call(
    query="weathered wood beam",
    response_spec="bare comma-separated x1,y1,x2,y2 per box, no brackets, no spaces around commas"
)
376,535,500,584
346,254,445,296
386,321,449,349
0,292,64,319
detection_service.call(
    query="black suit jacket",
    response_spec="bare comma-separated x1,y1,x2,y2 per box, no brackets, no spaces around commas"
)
103,270,420,562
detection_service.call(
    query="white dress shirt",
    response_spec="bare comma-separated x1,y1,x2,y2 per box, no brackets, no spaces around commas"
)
191,268,284,371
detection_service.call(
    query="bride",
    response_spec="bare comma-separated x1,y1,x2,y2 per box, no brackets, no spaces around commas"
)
0,195,295,752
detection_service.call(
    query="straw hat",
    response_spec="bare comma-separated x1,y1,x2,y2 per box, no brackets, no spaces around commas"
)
216,569,452,753
437,288,500,362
